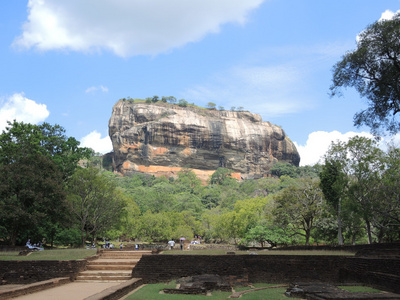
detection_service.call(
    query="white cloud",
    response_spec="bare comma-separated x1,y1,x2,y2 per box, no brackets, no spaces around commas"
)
379,9,400,21
80,130,113,154
0,93,50,132
294,131,374,166
85,85,109,93
13,0,265,57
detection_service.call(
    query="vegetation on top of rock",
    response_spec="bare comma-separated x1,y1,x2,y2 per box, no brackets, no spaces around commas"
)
118,96,246,112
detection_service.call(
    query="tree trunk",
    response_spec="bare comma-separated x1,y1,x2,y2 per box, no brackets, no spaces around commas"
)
365,219,373,244
11,230,17,246
305,229,310,246
337,199,344,245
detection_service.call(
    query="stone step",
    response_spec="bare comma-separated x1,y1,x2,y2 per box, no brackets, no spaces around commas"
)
100,252,146,256
75,275,132,281
88,260,138,265
99,256,143,259
101,250,150,255
87,265,135,271
79,270,132,276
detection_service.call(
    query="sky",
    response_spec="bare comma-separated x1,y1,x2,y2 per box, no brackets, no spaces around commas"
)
1,0,400,166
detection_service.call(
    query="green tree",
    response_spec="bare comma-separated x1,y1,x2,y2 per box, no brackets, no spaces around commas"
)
323,136,384,244
271,162,298,178
210,168,236,185
0,154,67,245
273,178,324,245
67,167,126,247
152,95,159,103
167,96,177,103
175,169,202,193
137,211,172,242
178,99,188,107
243,225,285,248
373,146,400,241
206,102,216,109
320,159,348,245
0,121,91,180
330,13,400,135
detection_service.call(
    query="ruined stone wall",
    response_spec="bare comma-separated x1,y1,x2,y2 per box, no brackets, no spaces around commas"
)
131,255,346,284
131,254,400,293
341,257,400,294
0,260,87,284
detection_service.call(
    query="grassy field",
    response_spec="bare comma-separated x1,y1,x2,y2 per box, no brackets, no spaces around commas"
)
161,249,355,256
0,249,97,260
126,282,384,300
126,282,289,300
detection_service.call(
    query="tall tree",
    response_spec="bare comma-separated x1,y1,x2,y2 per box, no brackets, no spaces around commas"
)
323,136,384,244
0,154,67,245
273,177,324,245
320,159,348,245
67,167,126,247
330,13,400,135
375,146,400,241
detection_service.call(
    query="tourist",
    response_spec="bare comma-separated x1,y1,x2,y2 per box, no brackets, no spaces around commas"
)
168,239,175,250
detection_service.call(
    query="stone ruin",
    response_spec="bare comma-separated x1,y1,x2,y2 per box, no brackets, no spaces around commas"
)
162,274,232,295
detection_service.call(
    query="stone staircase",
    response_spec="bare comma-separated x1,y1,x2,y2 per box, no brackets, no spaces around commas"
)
76,250,151,282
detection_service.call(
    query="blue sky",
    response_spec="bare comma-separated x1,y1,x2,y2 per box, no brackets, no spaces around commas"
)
1,0,400,166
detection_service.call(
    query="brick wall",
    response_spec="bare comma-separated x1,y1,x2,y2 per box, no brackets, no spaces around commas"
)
131,254,400,293
0,260,87,284
341,257,400,294
131,255,347,284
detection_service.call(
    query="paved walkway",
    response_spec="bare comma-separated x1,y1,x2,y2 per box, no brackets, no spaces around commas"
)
10,282,122,300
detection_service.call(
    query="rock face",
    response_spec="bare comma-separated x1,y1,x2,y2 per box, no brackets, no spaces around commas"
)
108,101,300,178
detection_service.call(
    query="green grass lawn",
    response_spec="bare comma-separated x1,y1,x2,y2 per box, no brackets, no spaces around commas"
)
0,249,97,260
161,249,354,256
126,282,289,300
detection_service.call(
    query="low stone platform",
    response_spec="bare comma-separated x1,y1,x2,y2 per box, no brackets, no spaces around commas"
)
0,277,70,299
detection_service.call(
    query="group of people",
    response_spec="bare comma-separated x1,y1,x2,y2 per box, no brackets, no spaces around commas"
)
168,235,202,250
26,239,44,251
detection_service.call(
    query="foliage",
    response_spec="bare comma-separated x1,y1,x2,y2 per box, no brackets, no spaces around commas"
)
273,177,324,245
243,226,275,247
320,158,348,245
67,167,126,246
330,13,400,135
0,154,67,246
0,121,92,180
209,168,236,185
327,136,384,244
271,162,298,178
206,102,216,109
178,99,188,107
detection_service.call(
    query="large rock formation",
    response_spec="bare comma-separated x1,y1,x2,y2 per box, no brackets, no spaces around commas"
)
108,100,300,179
